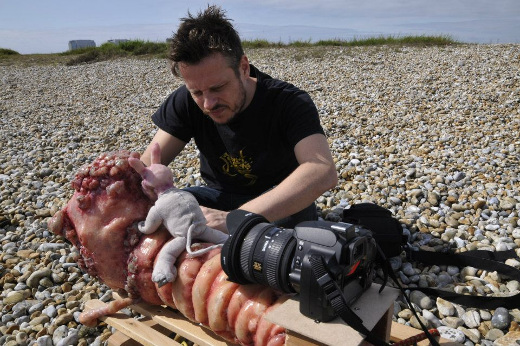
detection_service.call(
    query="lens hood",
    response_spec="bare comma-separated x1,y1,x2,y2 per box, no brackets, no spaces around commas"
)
221,209,268,284
226,209,268,236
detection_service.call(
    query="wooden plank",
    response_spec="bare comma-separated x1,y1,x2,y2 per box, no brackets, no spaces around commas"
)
85,299,181,346
107,317,172,346
370,305,393,342
108,330,141,346
128,302,231,346
87,295,463,346
390,321,462,346
285,331,327,346
265,284,399,346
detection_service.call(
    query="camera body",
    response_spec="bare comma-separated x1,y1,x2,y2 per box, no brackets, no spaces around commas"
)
290,220,377,321
221,210,378,322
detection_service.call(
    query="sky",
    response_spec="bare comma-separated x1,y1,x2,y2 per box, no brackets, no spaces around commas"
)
1,0,519,54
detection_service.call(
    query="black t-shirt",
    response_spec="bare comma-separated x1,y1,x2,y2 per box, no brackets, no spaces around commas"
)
152,65,325,195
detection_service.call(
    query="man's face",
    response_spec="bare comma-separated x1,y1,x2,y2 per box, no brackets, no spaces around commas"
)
179,53,249,124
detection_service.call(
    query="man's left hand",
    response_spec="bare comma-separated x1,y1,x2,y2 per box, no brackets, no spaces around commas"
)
200,206,229,233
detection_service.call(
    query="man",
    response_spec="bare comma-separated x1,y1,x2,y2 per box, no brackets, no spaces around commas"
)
141,5,337,232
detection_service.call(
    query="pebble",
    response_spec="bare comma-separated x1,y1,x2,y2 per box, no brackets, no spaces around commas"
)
438,326,466,343
1,44,520,345
491,307,511,329
409,290,433,310
436,297,456,316
462,310,481,328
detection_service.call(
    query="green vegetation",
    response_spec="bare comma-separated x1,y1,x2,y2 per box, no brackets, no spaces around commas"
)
243,34,459,48
62,40,169,65
317,34,458,47
0,48,21,56
1,35,460,66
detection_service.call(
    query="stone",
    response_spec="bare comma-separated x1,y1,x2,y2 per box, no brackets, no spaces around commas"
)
462,310,481,328
493,331,520,346
409,291,433,310
436,297,455,316
458,326,480,343
491,307,511,329
437,326,465,343
3,291,25,305
484,328,504,341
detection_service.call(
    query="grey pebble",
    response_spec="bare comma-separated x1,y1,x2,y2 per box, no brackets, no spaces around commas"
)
491,307,510,329
36,335,53,346
409,291,433,310
55,329,79,346
52,325,69,346
42,305,57,318
26,268,52,288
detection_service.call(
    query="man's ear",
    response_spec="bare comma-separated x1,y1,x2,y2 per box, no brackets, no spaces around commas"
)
240,55,250,77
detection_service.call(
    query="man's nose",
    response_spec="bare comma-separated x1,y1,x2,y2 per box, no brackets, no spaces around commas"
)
204,94,218,110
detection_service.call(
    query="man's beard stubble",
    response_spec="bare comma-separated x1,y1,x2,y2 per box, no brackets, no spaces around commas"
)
205,78,247,125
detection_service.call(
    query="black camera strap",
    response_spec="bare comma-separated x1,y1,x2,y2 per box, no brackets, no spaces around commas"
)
406,248,520,309
309,252,442,346
309,254,390,346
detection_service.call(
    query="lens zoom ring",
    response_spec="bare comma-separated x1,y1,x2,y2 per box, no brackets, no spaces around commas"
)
265,231,294,291
240,223,274,282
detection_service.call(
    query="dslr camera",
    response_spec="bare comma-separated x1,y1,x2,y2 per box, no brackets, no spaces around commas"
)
221,209,378,322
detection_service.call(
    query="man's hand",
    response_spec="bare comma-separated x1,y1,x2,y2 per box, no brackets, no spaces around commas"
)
200,206,229,233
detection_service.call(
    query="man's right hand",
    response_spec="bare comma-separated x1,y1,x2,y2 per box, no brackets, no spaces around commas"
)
200,206,229,234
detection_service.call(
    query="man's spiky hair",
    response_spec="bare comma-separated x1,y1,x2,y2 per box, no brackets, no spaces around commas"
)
168,5,244,77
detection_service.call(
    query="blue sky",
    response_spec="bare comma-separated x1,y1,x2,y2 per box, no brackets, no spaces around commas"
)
1,0,519,54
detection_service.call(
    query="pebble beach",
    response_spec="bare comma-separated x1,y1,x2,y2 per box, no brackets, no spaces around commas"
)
1,44,520,345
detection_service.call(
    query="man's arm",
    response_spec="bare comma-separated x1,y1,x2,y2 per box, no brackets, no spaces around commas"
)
203,133,338,231
241,133,337,221
141,129,187,166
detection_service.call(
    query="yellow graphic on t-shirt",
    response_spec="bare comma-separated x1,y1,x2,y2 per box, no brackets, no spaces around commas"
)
220,150,257,185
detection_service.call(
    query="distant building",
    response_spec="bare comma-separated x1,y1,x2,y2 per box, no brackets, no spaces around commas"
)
68,40,96,50
107,39,129,45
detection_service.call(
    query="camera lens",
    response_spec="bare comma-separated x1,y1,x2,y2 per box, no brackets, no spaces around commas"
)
240,223,296,292
222,210,296,293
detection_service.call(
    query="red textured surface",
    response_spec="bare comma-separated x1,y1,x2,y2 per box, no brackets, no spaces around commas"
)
48,150,286,345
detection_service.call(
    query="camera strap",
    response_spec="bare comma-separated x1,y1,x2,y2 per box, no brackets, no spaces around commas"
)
309,254,391,346
309,252,442,346
406,248,520,309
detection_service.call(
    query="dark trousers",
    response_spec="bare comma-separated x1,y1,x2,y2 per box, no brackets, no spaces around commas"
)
183,186,317,228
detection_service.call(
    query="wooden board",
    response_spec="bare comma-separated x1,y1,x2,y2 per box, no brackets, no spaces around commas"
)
84,299,232,346
85,297,461,346
265,284,399,346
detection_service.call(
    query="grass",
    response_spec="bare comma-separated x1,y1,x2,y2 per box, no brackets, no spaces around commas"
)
1,35,460,66
0,48,20,56
62,40,169,66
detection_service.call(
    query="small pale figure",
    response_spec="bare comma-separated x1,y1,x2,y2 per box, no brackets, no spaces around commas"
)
128,143,229,287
